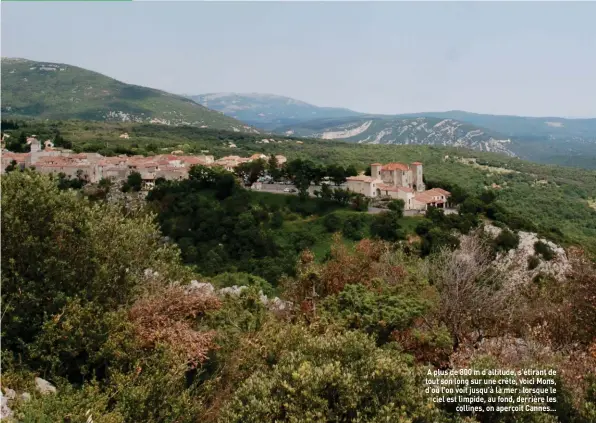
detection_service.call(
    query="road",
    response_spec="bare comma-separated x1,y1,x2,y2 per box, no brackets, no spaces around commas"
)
253,185,457,216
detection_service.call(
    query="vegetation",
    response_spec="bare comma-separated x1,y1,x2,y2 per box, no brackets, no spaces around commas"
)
2,170,595,422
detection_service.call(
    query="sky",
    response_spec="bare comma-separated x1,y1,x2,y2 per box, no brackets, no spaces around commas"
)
2,2,595,118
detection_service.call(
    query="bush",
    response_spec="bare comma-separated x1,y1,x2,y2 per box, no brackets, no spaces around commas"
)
527,255,541,270
534,240,555,261
321,284,427,345
322,212,344,233
219,329,448,423
493,228,520,252
342,214,367,241
370,212,404,242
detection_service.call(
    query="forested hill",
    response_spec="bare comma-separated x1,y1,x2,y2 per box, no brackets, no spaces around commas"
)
1,58,258,133
3,119,596,256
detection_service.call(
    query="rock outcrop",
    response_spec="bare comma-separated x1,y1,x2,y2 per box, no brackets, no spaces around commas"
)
483,224,570,287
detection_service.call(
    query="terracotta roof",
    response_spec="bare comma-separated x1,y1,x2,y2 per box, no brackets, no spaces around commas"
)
378,184,399,192
382,162,409,171
425,188,451,197
414,193,434,204
397,186,414,193
411,161,423,165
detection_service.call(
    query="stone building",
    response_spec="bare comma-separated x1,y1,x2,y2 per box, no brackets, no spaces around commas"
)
346,162,451,211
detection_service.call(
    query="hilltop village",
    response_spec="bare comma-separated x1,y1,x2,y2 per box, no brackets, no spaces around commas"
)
1,137,286,183
1,137,449,211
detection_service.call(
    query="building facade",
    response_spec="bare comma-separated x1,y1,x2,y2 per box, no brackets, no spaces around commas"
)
346,162,450,211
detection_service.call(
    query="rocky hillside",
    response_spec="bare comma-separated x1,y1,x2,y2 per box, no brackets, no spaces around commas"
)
189,92,596,168
188,93,361,130
1,58,258,133
278,116,516,156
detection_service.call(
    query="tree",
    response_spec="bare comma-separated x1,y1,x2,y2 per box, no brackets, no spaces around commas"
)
267,154,282,182
5,159,18,173
235,159,266,186
387,199,405,218
219,328,446,423
370,211,404,242
6,131,28,152
122,171,143,192
283,159,317,198
1,170,189,360
53,131,72,149
327,164,348,186
345,164,358,178
534,240,555,261
429,232,510,350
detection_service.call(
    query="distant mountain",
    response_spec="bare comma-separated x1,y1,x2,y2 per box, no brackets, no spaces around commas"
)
188,93,362,130
1,58,258,133
277,116,517,156
396,110,596,140
189,92,596,168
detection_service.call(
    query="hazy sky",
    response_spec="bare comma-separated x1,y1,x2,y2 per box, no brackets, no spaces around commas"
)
2,2,595,117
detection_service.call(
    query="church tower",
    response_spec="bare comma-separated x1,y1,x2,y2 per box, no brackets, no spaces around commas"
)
410,162,424,192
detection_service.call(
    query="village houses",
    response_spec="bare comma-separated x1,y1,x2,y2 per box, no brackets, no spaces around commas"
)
1,137,287,189
345,162,451,211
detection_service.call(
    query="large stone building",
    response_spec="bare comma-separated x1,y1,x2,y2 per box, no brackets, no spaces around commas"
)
346,162,451,211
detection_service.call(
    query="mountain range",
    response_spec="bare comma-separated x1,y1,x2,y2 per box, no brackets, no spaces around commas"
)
1,58,258,133
189,92,596,168
189,93,361,130
2,58,595,169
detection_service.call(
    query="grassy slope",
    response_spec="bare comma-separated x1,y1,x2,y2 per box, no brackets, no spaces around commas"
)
4,119,596,255
1,58,255,131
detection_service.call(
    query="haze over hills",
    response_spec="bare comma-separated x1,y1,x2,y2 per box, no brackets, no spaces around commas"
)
189,93,361,130
190,92,596,169
2,57,595,168
1,58,258,133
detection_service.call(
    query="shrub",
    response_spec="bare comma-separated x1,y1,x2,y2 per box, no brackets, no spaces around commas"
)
218,329,448,423
370,211,404,242
534,240,555,261
493,228,520,252
129,285,221,367
321,284,427,345
527,255,541,270
322,212,344,233
342,214,367,241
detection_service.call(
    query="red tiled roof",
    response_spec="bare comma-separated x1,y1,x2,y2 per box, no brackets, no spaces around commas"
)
426,188,451,197
414,193,434,204
382,162,409,171
411,161,423,165
397,186,414,193
378,184,399,192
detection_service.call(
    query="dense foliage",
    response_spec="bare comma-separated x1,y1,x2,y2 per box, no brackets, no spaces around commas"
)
2,171,595,422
